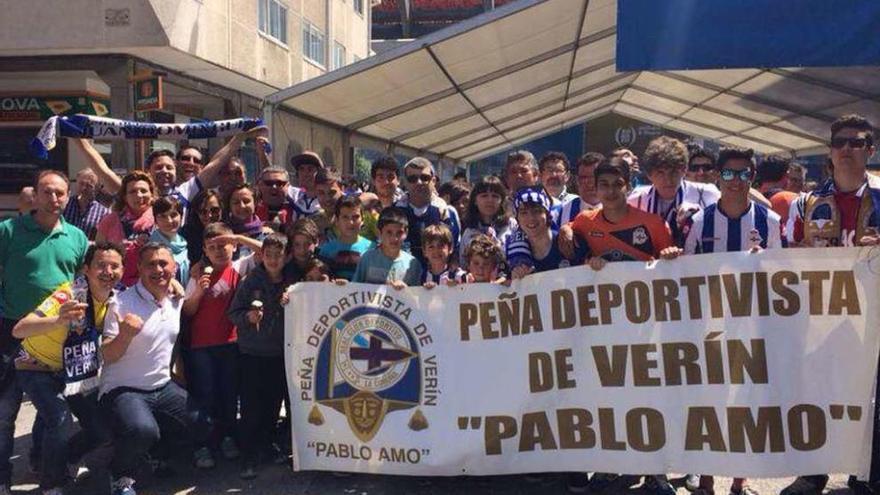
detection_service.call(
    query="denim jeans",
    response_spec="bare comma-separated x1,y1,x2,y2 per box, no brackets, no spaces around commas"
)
187,344,239,445
101,381,204,479
239,354,285,463
16,371,70,489
0,319,22,487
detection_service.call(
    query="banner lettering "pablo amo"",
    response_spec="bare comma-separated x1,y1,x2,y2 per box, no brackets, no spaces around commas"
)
285,247,880,477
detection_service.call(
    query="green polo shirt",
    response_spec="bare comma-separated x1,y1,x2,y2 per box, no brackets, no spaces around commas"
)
0,214,88,320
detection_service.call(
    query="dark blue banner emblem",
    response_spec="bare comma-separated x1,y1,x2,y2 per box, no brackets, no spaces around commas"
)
312,306,425,442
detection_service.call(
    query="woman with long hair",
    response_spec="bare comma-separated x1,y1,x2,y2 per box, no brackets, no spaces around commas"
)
95,171,156,286
181,189,223,265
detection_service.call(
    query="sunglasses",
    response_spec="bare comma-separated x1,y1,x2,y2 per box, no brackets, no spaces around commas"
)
688,164,714,173
200,206,222,215
262,179,288,188
830,137,871,149
406,174,433,184
719,168,754,182
179,155,202,164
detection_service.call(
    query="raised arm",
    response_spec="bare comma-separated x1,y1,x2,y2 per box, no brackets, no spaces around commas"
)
71,139,122,194
197,126,269,189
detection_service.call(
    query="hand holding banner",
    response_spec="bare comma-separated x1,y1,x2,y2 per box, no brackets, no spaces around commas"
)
286,247,880,478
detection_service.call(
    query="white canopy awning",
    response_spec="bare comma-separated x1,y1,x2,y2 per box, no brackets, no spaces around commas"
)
265,0,880,162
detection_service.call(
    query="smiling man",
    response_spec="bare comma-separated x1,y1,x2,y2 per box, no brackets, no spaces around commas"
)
394,157,461,266
100,243,204,495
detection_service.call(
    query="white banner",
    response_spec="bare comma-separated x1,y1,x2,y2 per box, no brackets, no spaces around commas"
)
285,247,880,477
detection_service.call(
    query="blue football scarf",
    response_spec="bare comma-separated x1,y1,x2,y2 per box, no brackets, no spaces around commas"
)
61,286,103,396
31,114,262,160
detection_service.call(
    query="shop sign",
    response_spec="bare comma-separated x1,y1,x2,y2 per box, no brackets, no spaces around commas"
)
0,95,110,122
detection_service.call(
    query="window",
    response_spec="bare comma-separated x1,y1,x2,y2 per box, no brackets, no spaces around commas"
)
258,0,288,45
332,41,346,70
302,21,326,66
353,0,364,16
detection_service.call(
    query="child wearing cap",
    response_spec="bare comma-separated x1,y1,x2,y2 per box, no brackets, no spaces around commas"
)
505,186,586,279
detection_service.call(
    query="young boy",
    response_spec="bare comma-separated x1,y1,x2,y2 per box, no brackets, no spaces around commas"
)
421,224,466,287
312,168,344,241
679,147,780,495
183,222,257,469
318,195,374,281
227,233,294,480
571,157,677,266
570,157,679,495
352,207,422,289
150,196,190,283
463,233,505,284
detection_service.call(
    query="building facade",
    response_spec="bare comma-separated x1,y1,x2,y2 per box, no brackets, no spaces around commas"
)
0,0,372,215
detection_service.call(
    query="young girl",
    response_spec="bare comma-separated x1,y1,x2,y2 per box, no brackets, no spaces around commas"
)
302,258,335,282
460,175,516,265
226,184,270,259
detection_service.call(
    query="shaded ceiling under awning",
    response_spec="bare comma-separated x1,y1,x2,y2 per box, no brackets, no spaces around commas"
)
265,0,880,163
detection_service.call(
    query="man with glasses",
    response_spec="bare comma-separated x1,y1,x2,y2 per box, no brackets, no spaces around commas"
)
176,145,204,183
685,147,782,254
538,151,577,204
685,144,717,184
394,157,461,266
73,126,266,224
255,166,297,228
783,114,880,495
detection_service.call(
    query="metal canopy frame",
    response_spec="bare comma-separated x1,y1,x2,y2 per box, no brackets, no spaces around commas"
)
265,0,880,163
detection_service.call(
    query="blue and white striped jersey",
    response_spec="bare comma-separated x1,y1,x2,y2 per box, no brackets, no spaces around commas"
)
550,196,600,228
684,201,782,254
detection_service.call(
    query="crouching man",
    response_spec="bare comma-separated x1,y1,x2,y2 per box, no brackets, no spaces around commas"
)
100,243,206,495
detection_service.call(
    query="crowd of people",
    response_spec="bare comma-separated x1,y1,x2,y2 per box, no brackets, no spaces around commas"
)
0,113,877,495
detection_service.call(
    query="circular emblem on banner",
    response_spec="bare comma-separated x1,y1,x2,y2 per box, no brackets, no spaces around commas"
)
615,126,637,147
334,312,416,392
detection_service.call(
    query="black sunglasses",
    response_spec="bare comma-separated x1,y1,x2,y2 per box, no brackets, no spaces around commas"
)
262,179,288,188
406,174,433,184
179,155,203,164
688,164,714,172
831,137,871,149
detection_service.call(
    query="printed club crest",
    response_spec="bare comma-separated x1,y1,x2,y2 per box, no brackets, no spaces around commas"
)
312,307,425,442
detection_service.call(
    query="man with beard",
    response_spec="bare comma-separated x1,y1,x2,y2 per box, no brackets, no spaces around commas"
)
63,168,110,240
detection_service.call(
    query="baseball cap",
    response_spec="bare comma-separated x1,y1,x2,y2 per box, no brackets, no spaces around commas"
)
513,186,551,214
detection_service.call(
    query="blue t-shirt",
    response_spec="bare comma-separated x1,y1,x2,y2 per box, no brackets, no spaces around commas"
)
352,247,423,286
318,236,374,281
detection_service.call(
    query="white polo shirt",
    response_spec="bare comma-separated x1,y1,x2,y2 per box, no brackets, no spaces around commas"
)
99,281,183,396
